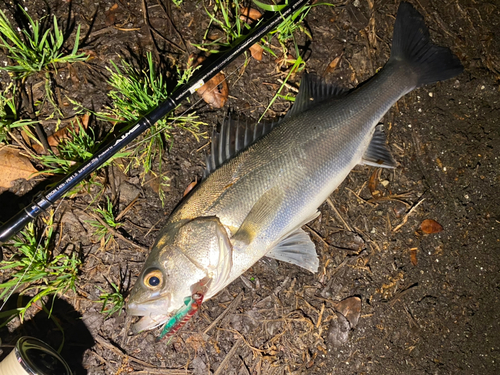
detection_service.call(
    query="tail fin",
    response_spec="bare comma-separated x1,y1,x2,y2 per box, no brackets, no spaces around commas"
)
390,2,463,87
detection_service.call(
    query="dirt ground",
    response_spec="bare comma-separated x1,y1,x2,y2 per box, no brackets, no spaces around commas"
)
0,0,499,374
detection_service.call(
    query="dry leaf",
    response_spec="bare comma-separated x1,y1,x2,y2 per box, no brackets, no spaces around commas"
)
420,219,443,234
240,7,262,24
368,168,382,198
0,148,37,189
336,296,362,328
189,55,229,108
197,72,229,108
105,3,119,26
249,43,263,61
148,176,160,194
410,247,418,266
326,54,342,73
183,178,198,197
21,129,32,147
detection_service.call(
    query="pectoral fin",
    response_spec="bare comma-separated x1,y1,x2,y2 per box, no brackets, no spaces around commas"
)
233,187,284,245
361,125,397,168
266,228,319,273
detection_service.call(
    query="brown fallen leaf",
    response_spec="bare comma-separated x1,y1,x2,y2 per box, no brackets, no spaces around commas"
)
410,247,418,266
420,219,443,234
105,3,119,26
325,54,343,74
197,72,229,108
335,296,362,329
183,178,198,197
148,175,160,194
368,168,382,198
0,148,38,189
21,129,32,148
33,114,90,154
188,55,229,108
249,43,263,61
239,7,262,24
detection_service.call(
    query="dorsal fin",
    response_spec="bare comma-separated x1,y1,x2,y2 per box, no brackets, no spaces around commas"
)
204,113,278,178
284,73,348,119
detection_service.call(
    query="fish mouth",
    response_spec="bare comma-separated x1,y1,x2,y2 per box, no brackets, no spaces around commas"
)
127,294,173,333
127,301,171,333
130,314,169,333
127,301,160,316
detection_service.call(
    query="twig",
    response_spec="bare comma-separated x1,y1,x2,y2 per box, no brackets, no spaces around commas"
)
304,225,330,249
316,303,325,329
239,356,251,375
213,338,243,375
345,187,376,206
141,0,161,61
88,212,149,251
204,292,244,334
144,216,163,238
222,328,265,354
276,78,299,93
388,282,419,307
95,335,160,369
367,192,413,207
116,196,140,222
326,198,353,232
156,0,188,52
21,84,50,152
392,198,426,232
7,131,37,158
142,0,185,54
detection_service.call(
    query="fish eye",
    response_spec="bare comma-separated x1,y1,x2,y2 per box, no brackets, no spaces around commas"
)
143,269,163,289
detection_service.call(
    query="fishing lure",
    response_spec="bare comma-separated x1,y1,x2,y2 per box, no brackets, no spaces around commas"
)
156,292,204,342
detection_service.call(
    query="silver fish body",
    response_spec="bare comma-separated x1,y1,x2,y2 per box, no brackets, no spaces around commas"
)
127,2,463,333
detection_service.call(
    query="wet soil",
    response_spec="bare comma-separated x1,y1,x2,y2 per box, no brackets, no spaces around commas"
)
0,0,499,374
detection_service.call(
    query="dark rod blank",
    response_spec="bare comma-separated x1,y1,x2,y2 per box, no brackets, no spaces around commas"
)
0,0,310,244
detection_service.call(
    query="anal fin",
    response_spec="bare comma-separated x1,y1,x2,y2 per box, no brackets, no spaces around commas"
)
361,125,397,168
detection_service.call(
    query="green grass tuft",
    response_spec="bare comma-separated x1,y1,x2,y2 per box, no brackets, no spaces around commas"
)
86,197,123,247
96,281,125,317
99,52,206,203
0,6,87,79
0,83,37,143
0,211,81,321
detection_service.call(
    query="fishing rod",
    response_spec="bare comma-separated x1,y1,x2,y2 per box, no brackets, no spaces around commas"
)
0,0,310,244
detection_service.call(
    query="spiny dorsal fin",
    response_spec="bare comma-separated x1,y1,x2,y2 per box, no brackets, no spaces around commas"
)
204,113,278,178
284,73,348,119
361,125,397,168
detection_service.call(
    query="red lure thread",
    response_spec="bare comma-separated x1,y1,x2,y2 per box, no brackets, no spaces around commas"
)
156,292,204,342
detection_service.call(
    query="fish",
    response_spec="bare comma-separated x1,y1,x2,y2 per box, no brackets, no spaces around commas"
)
127,2,463,334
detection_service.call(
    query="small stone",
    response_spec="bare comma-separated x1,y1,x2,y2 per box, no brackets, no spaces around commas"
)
119,181,141,205
327,312,351,348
